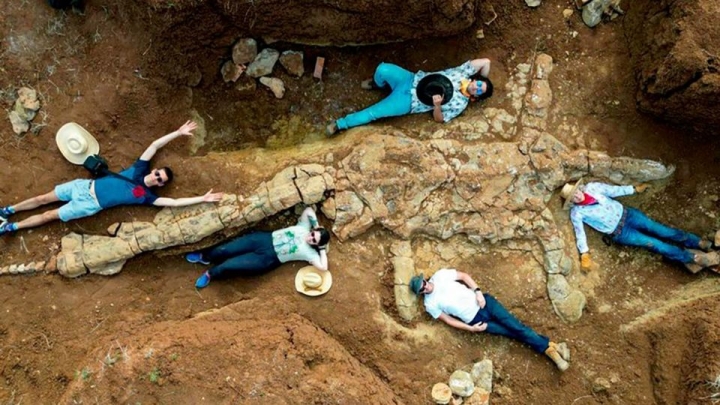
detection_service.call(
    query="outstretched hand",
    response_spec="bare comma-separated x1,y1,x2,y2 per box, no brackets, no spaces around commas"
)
177,120,198,136
202,189,224,203
432,94,443,107
470,322,488,333
634,183,649,193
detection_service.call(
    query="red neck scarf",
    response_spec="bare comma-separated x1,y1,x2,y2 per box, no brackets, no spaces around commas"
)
577,193,598,206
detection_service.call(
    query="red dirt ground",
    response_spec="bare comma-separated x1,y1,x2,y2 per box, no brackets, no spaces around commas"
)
2,1,720,404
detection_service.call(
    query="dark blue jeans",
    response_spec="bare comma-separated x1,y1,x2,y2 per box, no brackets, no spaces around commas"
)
203,232,281,279
612,208,700,263
469,294,549,354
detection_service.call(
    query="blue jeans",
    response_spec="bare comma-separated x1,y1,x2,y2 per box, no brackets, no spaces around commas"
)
612,208,700,263
336,63,414,130
204,232,281,278
469,294,549,354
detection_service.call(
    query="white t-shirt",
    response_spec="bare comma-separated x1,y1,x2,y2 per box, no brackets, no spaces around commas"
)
423,268,480,324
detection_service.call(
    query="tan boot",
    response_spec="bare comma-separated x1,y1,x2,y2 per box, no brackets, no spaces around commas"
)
545,343,569,372
550,341,571,361
694,251,720,267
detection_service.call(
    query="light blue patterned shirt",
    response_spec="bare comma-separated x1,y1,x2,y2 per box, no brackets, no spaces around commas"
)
570,182,635,254
410,61,478,122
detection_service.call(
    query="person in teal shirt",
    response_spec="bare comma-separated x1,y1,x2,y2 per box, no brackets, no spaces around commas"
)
188,206,330,289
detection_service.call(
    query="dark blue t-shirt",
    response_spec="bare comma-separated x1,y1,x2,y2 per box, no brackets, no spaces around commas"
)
94,159,158,208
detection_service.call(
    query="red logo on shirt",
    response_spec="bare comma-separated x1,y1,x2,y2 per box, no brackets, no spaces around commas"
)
132,185,146,198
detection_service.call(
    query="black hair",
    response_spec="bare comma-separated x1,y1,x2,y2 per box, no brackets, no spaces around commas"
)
310,227,331,251
475,77,494,101
161,167,174,183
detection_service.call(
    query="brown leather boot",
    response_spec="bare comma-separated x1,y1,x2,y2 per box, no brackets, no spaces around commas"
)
545,343,569,371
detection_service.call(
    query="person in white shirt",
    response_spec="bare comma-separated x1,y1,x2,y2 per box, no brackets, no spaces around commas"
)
410,268,570,371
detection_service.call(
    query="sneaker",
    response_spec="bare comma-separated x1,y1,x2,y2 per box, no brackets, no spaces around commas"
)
694,251,720,268
545,344,569,372
0,206,14,219
699,239,713,252
0,221,17,237
195,271,211,289
185,252,210,265
326,121,338,137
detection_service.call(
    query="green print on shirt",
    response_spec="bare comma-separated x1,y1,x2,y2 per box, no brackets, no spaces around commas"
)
276,230,299,255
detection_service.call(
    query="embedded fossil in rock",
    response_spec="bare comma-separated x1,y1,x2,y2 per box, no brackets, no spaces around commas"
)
0,54,675,323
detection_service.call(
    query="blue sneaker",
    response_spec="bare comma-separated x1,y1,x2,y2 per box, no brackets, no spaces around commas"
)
185,252,210,265
195,271,211,289
0,221,18,237
0,206,15,218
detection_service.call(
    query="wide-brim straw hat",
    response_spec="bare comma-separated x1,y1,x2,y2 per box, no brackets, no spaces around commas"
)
295,266,332,297
56,122,100,165
561,178,585,210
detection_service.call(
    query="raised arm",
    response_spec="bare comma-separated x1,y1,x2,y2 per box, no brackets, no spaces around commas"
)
309,248,328,272
153,189,223,207
299,206,319,228
469,58,491,78
140,120,197,161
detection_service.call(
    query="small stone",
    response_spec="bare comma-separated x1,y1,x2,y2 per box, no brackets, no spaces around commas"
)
593,377,612,393
449,370,475,397
14,99,35,121
451,397,463,405
583,0,611,27
465,389,490,405
476,29,484,39
259,77,285,99
432,383,453,404
525,0,541,7
563,8,574,19
279,50,304,77
471,360,493,392
235,75,257,97
17,87,40,111
715,230,720,247
9,111,29,135
221,61,244,83
0,266,9,275
232,38,257,65
9,265,19,274
246,48,280,78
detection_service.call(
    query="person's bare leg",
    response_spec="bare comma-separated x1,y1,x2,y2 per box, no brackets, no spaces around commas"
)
15,209,61,230
10,190,60,212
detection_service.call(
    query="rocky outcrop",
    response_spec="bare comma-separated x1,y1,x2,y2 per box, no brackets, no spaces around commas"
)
625,0,720,132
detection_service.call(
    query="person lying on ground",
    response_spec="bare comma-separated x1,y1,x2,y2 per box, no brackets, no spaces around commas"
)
560,179,719,272
187,206,330,289
0,121,224,236
409,268,571,371
325,58,493,136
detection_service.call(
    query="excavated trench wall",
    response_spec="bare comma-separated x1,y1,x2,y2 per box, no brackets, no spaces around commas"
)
625,0,720,133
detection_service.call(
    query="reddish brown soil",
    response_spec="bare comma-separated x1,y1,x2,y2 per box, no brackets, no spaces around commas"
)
2,1,720,404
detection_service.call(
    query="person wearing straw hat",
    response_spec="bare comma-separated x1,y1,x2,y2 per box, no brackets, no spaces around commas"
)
325,58,494,137
187,206,330,289
409,269,571,372
560,179,719,272
0,120,223,236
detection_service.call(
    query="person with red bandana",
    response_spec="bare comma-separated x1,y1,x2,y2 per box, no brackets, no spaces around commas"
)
560,180,719,272
0,121,223,236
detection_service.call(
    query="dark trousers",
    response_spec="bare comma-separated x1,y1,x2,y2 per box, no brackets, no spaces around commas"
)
469,294,550,354
203,232,281,279
612,208,700,263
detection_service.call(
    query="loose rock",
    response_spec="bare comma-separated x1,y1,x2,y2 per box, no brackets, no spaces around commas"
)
221,61,245,83
582,0,611,27
525,0,541,7
9,111,29,135
449,370,475,397
432,383,453,404
259,77,286,99
235,75,257,97
246,48,280,78
232,38,257,65
279,50,304,77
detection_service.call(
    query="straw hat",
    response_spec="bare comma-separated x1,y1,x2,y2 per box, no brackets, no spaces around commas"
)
561,178,585,210
295,266,332,297
56,122,100,165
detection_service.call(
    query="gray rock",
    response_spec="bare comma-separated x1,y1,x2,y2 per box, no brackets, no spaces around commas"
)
449,370,475,397
246,48,280,78
9,111,29,135
279,50,304,77
432,383,453,404
582,0,611,27
525,0,541,7
259,76,285,99
471,360,493,392
232,38,257,65
17,87,40,111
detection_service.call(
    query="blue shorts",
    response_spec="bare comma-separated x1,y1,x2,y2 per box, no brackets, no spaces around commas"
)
54,179,103,222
